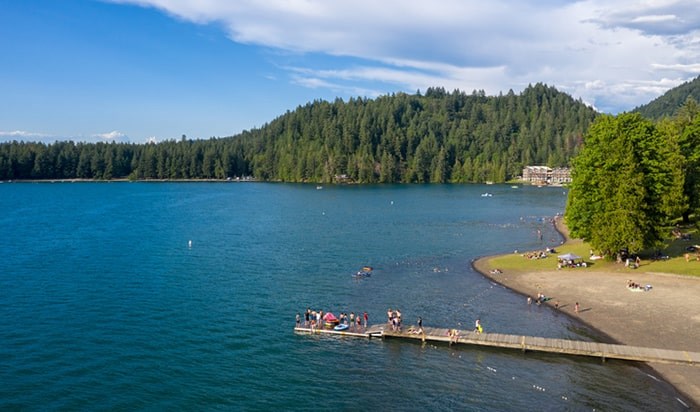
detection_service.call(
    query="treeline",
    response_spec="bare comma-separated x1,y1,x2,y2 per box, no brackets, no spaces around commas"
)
0,139,249,181
0,83,598,183
633,75,700,121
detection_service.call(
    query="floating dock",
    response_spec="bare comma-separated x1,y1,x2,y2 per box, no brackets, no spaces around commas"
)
294,324,700,366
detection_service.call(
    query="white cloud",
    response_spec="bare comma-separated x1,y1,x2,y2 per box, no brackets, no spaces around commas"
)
0,130,133,144
0,130,51,138
0,130,55,142
110,0,700,113
94,130,129,142
652,62,700,73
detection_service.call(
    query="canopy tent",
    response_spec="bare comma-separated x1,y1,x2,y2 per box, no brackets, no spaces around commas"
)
558,253,582,261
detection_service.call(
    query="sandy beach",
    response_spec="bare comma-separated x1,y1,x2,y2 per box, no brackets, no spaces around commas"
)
473,218,700,409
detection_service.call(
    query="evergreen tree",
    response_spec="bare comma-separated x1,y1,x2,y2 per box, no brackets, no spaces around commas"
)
565,113,685,255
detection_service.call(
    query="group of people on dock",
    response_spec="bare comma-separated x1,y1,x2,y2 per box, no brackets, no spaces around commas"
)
337,311,368,329
298,308,368,331
297,307,487,342
387,308,402,331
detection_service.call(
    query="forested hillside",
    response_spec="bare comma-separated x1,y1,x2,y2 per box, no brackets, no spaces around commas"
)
633,75,700,120
0,83,598,183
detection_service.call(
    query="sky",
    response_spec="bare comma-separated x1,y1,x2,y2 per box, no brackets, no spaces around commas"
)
1,0,699,144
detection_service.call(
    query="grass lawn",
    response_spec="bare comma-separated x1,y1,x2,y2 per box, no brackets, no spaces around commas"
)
485,227,700,277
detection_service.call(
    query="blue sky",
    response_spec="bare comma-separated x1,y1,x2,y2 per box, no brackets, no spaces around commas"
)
1,0,699,143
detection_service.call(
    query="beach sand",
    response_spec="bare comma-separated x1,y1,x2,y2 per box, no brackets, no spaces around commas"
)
473,218,700,409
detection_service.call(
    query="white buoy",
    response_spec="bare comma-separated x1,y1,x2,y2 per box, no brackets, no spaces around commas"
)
188,240,192,248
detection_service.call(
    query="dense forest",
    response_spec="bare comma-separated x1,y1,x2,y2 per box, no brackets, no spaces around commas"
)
633,75,700,120
0,84,597,183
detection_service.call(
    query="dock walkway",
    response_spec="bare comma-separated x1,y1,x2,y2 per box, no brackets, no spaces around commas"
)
294,324,700,366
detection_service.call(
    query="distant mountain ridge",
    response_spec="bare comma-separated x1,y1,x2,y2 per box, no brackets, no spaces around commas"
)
633,75,700,120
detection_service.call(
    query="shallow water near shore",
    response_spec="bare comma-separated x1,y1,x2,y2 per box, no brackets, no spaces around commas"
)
0,182,688,410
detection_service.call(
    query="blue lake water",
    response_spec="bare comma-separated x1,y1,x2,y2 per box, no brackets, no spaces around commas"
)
0,182,686,410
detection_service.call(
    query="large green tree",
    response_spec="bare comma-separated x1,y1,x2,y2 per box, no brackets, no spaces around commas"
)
565,113,685,256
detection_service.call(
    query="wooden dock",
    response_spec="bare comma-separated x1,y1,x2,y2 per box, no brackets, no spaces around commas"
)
294,324,700,366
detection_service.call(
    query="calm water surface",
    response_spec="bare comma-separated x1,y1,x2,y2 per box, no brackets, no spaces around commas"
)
0,182,686,411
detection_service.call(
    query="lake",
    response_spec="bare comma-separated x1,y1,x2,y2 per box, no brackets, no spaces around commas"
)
0,182,685,410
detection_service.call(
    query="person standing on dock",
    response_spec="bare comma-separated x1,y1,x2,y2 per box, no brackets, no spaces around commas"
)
363,312,368,328
296,312,301,327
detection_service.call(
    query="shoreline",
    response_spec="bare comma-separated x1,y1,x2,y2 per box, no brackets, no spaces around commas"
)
472,216,700,410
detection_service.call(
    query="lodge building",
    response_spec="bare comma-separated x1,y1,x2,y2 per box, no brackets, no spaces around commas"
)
521,166,571,185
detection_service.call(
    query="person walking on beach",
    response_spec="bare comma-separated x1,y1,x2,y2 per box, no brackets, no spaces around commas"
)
575,302,580,314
